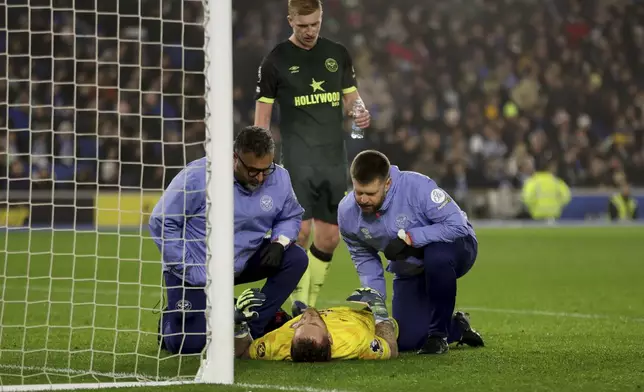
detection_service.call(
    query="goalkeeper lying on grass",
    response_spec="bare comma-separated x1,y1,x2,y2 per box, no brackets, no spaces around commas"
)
234,288,399,361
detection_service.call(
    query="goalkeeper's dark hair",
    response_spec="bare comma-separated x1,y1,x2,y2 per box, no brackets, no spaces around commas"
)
290,337,332,362
233,126,275,158
350,150,391,184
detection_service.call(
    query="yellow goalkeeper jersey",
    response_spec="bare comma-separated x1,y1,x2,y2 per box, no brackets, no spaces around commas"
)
249,306,396,361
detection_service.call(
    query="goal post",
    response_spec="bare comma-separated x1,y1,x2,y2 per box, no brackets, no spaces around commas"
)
199,0,235,384
0,0,234,390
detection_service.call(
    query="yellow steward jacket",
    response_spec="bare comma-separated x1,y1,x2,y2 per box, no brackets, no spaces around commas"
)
521,172,571,220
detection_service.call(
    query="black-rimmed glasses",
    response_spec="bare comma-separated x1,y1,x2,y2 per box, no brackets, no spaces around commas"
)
235,153,276,178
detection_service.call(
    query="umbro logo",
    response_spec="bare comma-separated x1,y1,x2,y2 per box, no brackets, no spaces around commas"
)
289,66,300,74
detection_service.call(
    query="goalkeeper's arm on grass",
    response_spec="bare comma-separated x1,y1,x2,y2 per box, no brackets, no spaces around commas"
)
347,288,399,359
375,318,399,359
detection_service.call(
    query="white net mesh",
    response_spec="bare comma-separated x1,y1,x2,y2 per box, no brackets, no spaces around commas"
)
0,0,211,387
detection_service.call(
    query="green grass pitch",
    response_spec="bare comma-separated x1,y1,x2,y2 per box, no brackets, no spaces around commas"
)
1,226,643,391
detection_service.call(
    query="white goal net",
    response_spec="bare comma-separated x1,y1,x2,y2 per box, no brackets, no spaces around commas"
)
0,0,233,389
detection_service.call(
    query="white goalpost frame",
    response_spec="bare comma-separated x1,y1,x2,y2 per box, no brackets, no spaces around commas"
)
0,0,234,390
199,0,235,384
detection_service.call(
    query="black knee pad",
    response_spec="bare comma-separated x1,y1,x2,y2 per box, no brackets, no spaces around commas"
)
310,243,332,262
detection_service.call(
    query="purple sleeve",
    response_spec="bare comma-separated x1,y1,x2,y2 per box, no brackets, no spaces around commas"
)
340,227,387,299
271,172,304,243
149,169,201,266
406,184,470,247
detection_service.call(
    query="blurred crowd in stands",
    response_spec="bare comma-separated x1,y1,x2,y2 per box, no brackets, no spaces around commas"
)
1,0,644,198
1,0,205,191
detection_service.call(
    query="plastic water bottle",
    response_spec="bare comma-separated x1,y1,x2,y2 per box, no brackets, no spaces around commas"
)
350,99,365,139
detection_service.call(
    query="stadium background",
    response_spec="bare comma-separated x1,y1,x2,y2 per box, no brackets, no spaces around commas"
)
1,0,643,227
0,1,643,391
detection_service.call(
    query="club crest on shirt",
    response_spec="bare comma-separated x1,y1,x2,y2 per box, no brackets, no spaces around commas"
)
260,195,273,212
325,58,338,72
430,189,446,204
370,338,383,354
360,227,372,239
395,214,409,229
175,300,192,311
256,342,266,358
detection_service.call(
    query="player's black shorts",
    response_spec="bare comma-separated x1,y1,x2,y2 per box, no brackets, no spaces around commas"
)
288,163,348,225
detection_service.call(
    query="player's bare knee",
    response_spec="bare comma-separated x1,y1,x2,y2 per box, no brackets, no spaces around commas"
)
312,223,340,254
296,231,310,248
311,240,338,256
297,220,312,247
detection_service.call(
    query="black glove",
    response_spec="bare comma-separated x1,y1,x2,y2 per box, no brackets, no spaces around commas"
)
405,245,425,259
383,238,410,261
383,238,424,261
260,242,285,268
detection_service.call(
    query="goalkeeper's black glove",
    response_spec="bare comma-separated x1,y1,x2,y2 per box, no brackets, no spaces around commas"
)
234,288,265,337
346,287,389,323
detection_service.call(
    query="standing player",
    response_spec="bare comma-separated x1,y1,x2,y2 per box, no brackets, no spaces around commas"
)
337,150,485,354
149,126,308,354
254,0,371,308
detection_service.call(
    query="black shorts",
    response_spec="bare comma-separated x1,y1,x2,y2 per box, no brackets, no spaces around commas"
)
287,164,348,225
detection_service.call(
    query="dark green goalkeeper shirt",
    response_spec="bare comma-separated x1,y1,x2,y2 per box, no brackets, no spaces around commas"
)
255,37,358,166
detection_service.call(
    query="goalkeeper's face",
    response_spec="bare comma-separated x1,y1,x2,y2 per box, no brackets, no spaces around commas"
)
353,177,392,214
288,10,322,49
291,308,332,347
